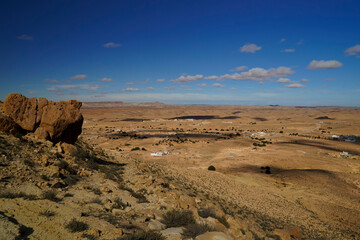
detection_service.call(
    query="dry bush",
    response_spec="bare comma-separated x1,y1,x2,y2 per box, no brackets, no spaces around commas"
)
161,209,195,228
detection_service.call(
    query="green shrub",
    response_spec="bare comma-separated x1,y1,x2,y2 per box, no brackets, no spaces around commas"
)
208,165,216,171
161,209,195,228
65,218,89,233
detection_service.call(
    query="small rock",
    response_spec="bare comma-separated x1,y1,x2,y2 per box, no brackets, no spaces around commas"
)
34,127,50,140
161,227,184,236
148,219,166,231
195,232,233,240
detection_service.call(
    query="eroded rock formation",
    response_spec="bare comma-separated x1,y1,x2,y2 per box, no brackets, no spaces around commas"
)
1,93,83,144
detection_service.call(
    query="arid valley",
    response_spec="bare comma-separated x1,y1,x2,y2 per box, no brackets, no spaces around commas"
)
80,102,360,239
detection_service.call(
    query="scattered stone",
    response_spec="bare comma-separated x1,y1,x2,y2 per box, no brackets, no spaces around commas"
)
148,219,166,231
195,232,233,240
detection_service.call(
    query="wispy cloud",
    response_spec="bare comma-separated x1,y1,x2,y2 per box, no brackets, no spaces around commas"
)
103,42,121,48
17,34,33,40
44,78,59,83
71,74,87,80
307,60,342,69
126,82,134,85
285,83,305,88
277,78,292,83
137,78,150,84
204,75,219,80
156,78,165,82
231,87,236,91
164,86,177,90
240,43,262,53
220,66,294,81
230,65,248,72
181,85,192,89
172,74,203,83
147,87,155,91
48,84,103,91
197,83,207,87
282,48,295,53
120,88,139,92
345,44,360,56
301,78,310,82
100,77,113,82
280,38,286,43
213,83,225,87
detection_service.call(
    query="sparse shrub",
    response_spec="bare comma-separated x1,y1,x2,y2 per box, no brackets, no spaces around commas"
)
161,209,195,228
64,193,74,198
279,131,283,133
131,147,140,151
88,198,102,204
24,159,35,167
198,207,217,219
0,191,37,200
130,191,149,203
39,210,55,217
65,218,89,233
208,165,216,171
41,174,50,181
183,223,216,238
141,147,147,151
217,215,230,228
42,190,61,202
92,188,102,195
112,198,127,209
81,233,97,240
116,230,165,240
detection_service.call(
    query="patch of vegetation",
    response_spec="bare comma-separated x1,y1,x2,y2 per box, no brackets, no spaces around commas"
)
116,230,165,240
88,198,102,204
24,159,35,167
41,174,50,181
39,210,55,217
0,191,37,200
183,223,216,238
42,190,61,202
161,209,195,228
81,233,98,240
112,198,127,209
260,166,271,174
130,191,149,203
65,218,89,233
208,165,216,171
198,208,230,228
64,193,74,198
131,147,140,151
91,188,102,195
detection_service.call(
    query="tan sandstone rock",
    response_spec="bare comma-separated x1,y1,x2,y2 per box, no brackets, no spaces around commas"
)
0,113,20,135
3,93,37,131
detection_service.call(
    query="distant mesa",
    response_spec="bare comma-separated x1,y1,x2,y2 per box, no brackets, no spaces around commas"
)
0,93,83,144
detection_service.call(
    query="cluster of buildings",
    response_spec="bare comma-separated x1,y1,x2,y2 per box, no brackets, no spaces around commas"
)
332,135,358,143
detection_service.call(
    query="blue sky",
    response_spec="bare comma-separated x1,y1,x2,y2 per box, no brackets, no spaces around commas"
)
1,0,359,105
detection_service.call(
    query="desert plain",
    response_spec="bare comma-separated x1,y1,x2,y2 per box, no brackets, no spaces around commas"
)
81,103,360,238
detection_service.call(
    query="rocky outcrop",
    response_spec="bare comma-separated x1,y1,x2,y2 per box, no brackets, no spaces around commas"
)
0,113,21,135
1,93,83,144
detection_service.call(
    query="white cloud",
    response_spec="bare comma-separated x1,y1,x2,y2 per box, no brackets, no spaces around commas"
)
277,78,292,83
213,83,225,88
231,87,236,91
71,74,87,80
103,42,121,48
301,78,310,82
220,67,294,81
157,78,165,82
137,79,150,84
307,60,342,69
240,43,262,53
280,38,286,43
197,83,207,87
126,82,134,85
172,74,203,83
100,78,113,82
120,88,139,92
204,75,219,80
345,44,360,56
230,65,248,72
285,83,305,88
164,86,177,90
147,87,155,91
44,78,59,83
181,85,192,89
282,48,295,53
48,84,103,91
17,34,33,40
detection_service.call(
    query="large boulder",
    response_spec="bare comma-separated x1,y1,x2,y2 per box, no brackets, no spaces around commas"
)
1,93,83,144
3,93,37,131
38,100,83,144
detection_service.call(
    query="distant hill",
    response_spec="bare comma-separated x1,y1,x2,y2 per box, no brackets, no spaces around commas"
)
82,101,166,108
